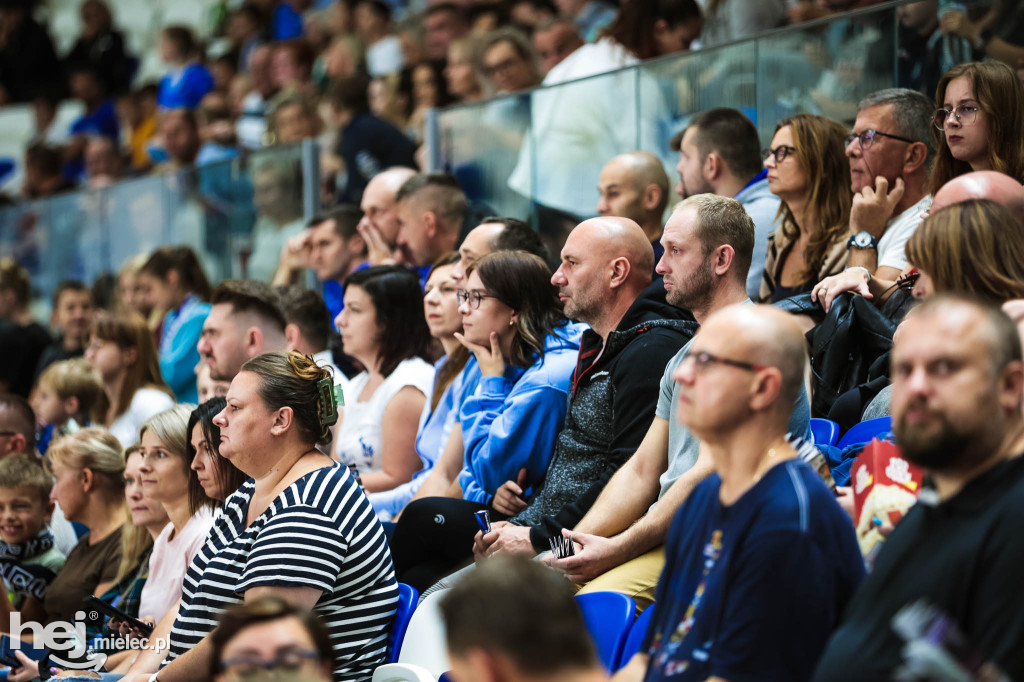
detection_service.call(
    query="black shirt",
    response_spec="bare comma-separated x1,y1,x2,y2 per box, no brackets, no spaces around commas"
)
0,320,52,397
812,454,1024,681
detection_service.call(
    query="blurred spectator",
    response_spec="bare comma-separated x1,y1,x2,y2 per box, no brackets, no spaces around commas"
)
939,0,1024,72
0,0,60,104
116,83,158,171
272,0,313,40
158,108,201,169
66,63,120,180
510,0,558,29
760,114,853,303
446,36,486,102
271,38,317,96
478,28,542,94
157,26,215,110
329,75,418,204
897,1,969,96
225,3,267,72
395,172,465,269
699,0,787,47
355,0,404,77
423,3,471,59
368,74,411,130
267,91,323,144
236,44,280,149
533,19,584,75
210,54,239,95
314,34,365,90
196,92,240,164
83,135,124,188
469,2,509,34
0,258,51,397
64,0,134,96
357,166,417,266
596,152,671,257
30,90,67,147
22,143,75,199
555,0,616,42
249,157,306,282
35,280,95,379
397,16,427,66
116,253,156,323
406,58,453,142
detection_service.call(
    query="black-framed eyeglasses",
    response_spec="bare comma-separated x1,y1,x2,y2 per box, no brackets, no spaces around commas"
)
456,289,496,309
221,649,322,678
683,350,768,374
844,129,916,150
762,145,796,164
933,104,980,130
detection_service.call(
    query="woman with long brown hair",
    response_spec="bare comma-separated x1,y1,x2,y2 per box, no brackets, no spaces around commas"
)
760,113,853,302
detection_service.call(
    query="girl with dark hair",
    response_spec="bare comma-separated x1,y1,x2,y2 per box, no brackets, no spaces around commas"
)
85,313,174,448
389,250,583,591
187,397,247,510
334,265,436,494
138,245,212,403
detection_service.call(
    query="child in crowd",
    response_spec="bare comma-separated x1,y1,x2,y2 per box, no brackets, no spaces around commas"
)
33,280,95,381
195,362,230,404
0,455,66,613
31,358,102,455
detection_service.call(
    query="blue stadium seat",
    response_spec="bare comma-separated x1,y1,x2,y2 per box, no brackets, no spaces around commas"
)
388,583,419,663
809,418,840,447
575,592,635,671
616,605,656,670
837,416,892,449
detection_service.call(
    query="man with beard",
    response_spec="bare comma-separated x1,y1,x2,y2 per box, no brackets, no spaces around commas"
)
197,280,288,382
540,194,811,610
813,295,1024,681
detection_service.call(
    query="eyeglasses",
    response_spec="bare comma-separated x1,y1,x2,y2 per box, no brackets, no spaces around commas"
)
221,649,322,678
844,129,916,150
482,57,522,77
682,350,768,374
933,104,980,130
456,289,497,309
762,145,796,164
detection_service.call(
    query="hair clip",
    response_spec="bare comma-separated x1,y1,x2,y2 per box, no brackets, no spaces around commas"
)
317,376,338,427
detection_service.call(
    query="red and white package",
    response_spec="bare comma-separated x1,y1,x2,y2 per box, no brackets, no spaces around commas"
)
851,439,924,557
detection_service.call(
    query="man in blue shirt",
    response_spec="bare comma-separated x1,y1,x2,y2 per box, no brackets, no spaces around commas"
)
613,304,863,682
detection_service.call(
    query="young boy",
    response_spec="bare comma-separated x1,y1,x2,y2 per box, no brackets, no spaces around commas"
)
32,358,101,455
33,281,95,381
0,455,66,611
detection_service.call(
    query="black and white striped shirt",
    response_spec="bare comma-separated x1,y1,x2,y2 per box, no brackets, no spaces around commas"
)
165,462,398,681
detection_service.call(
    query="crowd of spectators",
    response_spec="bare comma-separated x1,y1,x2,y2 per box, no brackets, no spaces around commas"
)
0,1,1020,682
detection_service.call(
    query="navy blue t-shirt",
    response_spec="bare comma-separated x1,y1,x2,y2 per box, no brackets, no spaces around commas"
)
643,459,864,682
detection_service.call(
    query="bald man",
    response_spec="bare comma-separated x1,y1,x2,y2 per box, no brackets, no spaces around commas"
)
597,152,671,262
616,305,863,682
468,217,693,560
357,166,418,265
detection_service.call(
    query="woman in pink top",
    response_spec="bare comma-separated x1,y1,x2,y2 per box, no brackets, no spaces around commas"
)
136,405,217,622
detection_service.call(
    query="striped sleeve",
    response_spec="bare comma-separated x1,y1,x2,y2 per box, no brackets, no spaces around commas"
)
236,505,349,594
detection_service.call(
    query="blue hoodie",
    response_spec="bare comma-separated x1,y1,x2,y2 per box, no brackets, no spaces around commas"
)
458,323,585,505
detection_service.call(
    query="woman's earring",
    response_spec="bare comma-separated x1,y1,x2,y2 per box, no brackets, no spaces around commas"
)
509,318,515,327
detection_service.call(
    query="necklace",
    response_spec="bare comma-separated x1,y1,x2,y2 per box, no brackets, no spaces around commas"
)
750,439,795,485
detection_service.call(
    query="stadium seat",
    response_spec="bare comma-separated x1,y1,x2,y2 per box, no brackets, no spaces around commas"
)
809,418,840,447
388,583,419,663
372,663,437,682
575,592,635,671
837,416,892,449
615,604,656,670
396,590,451,677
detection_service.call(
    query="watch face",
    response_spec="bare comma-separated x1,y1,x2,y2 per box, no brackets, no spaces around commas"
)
855,233,872,247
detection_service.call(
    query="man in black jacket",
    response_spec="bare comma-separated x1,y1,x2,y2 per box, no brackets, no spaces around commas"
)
474,216,694,558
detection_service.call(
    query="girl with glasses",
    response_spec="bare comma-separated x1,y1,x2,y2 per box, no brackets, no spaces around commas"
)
760,113,853,303
929,61,1024,192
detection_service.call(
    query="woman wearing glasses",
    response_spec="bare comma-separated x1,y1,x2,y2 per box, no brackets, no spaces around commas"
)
759,113,853,303
389,250,583,591
334,265,435,494
930,61,1024,192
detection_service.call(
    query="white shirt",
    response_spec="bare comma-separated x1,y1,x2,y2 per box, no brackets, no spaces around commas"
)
313,349,352,407
109,387,176,448
365,35,404,77
877,194,932,271
334,358,435,474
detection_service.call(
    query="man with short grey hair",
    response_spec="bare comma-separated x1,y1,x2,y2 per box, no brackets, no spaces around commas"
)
842,88,934,282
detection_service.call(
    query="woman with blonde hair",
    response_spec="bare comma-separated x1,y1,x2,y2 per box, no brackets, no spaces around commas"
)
85,313,174,447
760,113,853,302
929,61,1024,192
905,199,1024,303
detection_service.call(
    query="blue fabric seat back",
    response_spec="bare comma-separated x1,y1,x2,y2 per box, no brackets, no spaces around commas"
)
388,583,420,663
615,604,656,670
809,418,840,447
837,416,892,449
575,592,636,671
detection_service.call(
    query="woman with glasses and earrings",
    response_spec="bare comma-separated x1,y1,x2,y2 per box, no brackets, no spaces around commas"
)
333,265,435,494
389,250,584,592
929,61,1024,192
759,113,853,303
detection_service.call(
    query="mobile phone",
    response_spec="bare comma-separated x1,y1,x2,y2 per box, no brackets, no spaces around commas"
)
0,634,47,668
82,596,154,637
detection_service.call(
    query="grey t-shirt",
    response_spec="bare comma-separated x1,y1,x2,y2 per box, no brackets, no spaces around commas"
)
653,339,813,505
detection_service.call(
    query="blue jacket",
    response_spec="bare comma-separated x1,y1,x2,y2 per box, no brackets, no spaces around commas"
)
160,297,210,403
458,323,585,505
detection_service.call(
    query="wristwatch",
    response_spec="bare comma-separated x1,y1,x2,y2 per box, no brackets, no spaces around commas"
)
847,231,879,250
